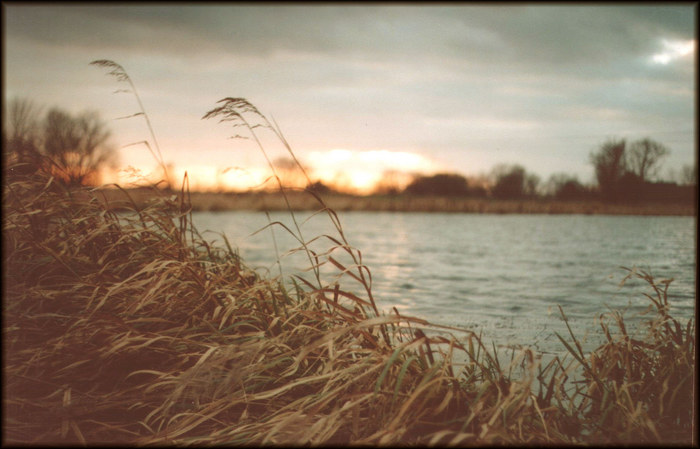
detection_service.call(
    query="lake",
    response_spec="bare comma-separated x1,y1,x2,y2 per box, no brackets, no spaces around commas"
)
192,211,696,355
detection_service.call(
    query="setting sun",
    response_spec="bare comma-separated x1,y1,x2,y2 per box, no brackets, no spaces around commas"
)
104,149,444,194
306,149,443,194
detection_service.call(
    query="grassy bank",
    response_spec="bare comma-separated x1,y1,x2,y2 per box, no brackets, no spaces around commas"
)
3,158,696,445
5,60,695,444
97,187,696,216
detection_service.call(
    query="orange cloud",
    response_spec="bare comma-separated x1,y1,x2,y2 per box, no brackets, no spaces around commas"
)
100,148,443,194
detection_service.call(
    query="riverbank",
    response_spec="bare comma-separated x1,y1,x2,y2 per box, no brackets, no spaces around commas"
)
97,187,696,215
4,166,695,445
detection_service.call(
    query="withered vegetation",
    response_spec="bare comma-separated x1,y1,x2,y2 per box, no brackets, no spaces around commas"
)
4,153,695,447
2,60,695,445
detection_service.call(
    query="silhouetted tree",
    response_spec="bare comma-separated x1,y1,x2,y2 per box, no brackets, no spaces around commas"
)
42,108,116,186
525,173,540,197
3,98,44,176
546,173,590,200
4,98,117,186
627,138,670,182
590,138,627,201
306,180,335,195
404,173,470,196
490,164,538,199
590,137,674,202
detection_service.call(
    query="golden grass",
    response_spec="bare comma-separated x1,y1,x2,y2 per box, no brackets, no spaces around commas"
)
4,156,695,446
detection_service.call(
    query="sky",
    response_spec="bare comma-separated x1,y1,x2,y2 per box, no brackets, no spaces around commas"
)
3,3,697,193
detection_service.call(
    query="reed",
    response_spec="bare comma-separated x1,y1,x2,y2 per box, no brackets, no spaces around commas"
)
2,61,694,445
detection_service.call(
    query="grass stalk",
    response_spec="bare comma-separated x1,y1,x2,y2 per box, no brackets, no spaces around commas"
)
2,60,694,446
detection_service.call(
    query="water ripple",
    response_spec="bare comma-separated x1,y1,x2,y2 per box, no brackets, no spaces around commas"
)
193,211,696,353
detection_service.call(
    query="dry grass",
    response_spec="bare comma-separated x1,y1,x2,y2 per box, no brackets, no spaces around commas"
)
0,160,534,445
4,151,695,448
3,61,695,445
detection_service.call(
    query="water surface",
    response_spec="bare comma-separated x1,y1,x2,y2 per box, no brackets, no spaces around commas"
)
192,211,696,354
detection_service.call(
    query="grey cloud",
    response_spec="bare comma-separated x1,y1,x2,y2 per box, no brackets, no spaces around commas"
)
3,4,694,181
5,4,694,74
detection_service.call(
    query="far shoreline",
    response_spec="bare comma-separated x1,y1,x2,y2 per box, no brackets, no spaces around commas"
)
96,187,697,216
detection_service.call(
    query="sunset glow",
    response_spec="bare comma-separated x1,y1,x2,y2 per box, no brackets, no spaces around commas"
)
105,149,444,194
5,5,695,189
108,165,272,191
306,149,443,194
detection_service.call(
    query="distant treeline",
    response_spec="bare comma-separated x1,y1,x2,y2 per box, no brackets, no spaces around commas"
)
395,168,695,204
361,136,696,204
3,97,696,205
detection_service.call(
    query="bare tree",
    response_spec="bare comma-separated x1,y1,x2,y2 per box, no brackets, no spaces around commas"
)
490,164,536,199
4,97,117,186
627,138,670,182
524,173,540,197
42,108,116,186
590,138,627,199
3,98,42,161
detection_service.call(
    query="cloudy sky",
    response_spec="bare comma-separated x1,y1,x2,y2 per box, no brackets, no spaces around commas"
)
3,3,696,192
